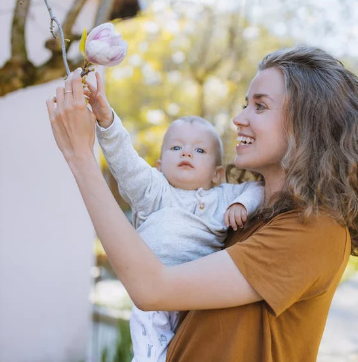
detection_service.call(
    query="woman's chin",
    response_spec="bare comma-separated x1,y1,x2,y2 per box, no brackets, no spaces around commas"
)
234,155,248,170
234,157,259,174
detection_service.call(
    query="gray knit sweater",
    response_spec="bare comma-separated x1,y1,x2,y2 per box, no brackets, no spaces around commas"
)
96,113,264,266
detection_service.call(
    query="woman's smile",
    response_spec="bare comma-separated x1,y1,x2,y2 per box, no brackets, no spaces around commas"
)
237,135,255,145
235,142,253,152
236,135,255,152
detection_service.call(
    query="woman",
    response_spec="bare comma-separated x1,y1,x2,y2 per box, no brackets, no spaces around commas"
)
46,46,358,361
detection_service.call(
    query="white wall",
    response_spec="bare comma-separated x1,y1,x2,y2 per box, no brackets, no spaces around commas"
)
0,1,99,361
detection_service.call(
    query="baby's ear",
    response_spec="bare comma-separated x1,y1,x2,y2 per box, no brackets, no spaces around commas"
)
212,165,224,185
155,159,162,172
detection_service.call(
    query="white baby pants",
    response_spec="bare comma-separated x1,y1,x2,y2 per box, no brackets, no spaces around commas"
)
130,305,180,362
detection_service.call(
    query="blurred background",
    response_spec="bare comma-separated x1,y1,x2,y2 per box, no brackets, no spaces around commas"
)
0,0,358,361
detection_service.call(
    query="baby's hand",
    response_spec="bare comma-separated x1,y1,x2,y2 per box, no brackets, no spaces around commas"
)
84,72,113,128
224,203,248,231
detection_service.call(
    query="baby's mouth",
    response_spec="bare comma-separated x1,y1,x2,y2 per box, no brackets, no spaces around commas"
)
178,161,194,168
237,135,255,145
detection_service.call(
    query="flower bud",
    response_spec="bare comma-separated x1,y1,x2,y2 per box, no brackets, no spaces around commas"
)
85,23,127,67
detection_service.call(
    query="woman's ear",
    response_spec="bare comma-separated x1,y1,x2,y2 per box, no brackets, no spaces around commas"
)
155,159,162,172
212,166,224,185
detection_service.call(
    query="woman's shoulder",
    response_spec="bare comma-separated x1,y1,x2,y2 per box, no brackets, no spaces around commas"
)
260,211,349,255
266,209,347,236
227,209,348,251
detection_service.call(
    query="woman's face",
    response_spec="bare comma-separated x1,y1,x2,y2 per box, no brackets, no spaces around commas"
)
233,67,287,179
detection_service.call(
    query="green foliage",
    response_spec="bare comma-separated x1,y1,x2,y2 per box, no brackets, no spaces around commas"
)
101,320,133,362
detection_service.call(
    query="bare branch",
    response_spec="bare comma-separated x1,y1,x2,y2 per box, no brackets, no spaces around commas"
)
1,0,139,96
43,0,71,76
11,0,31,62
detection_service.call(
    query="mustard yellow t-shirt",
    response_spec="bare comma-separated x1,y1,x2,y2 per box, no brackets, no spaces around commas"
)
166,210,350,362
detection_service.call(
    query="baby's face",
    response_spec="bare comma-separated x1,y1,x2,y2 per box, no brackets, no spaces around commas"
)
157,121,222,190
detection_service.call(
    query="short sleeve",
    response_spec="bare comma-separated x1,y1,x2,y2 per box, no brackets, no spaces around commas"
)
226,211,349,317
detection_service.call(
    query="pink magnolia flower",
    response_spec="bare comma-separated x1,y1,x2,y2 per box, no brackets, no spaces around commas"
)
85,23,127,66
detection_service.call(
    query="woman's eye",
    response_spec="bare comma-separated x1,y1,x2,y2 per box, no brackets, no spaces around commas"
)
242,101,265,112
255,103,265,111
171,146,182,151
195,148,205,154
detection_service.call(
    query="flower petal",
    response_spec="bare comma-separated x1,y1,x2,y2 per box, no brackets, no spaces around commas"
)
85,22,127,66
87,23,114,42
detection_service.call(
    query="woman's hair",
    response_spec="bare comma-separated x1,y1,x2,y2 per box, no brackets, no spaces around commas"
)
256,45,358,256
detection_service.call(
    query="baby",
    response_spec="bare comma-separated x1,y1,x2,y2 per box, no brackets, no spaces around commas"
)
86,73,264,362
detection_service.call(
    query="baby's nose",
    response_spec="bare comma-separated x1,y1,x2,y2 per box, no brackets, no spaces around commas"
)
181,148,192,157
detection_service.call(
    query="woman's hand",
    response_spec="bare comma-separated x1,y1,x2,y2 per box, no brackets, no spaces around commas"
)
46,69,96,163
84,71,114,129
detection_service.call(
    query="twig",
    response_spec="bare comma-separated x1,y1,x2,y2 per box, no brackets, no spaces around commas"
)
43,0,71,76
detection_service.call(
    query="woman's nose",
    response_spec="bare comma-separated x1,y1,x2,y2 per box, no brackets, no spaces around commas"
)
233,112,249,127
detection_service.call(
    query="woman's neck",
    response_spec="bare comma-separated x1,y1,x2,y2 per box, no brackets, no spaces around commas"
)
262,169,286,205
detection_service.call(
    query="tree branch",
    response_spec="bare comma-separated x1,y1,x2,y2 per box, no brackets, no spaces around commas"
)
0,0,139,97
43,0,71,76
11,0,31,62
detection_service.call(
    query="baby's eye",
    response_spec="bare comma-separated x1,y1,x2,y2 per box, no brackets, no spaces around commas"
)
195,148,205,154
171,146,182,151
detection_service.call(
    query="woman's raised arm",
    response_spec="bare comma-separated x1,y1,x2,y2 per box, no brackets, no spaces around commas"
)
46,70,262,311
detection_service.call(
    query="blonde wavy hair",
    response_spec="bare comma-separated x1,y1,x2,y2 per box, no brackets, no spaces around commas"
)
257,46,358,256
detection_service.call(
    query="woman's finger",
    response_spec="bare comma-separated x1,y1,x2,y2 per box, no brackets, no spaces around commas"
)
56,87,65,111
46,96,69,154
72,69,85,101
64,73,74,103
46,97,57,122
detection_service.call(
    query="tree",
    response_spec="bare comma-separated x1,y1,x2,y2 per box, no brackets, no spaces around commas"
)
0,0,140,96
105,2,291,166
